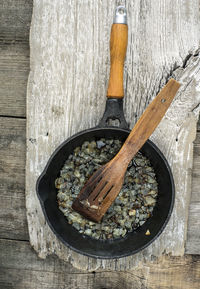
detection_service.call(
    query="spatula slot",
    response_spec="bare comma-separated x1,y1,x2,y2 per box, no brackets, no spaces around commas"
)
92,181,108,202
102,185,114,200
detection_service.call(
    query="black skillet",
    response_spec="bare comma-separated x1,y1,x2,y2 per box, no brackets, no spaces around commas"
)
36,6,175,259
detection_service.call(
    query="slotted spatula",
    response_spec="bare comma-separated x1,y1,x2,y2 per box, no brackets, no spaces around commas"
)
72,7,180,223
72,79,180,222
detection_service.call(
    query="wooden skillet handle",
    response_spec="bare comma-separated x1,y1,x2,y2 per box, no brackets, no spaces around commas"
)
107,8,128,98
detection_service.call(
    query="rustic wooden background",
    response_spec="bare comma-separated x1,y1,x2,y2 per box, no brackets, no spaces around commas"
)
26,0,200,271
0,0,200,288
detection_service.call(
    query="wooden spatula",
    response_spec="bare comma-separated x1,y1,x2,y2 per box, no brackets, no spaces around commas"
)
72,79,180,222
72,6,181,222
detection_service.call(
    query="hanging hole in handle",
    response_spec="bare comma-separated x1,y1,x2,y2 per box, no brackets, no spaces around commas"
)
117,7,125,15
161,98,166,103
114,6,127,25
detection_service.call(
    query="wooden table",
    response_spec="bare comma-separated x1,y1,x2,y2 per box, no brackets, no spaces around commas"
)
0,1,200,288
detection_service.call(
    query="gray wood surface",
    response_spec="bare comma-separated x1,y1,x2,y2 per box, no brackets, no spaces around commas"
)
0,0,32,43
0,44,29,117
186,129,200,254
26,0,200,270
0,0,32,117
1,238,200,289
0,117,28,240
0,0,200,287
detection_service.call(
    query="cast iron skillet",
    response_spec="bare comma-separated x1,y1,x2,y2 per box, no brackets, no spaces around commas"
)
36,7,175,259
36,97,175,259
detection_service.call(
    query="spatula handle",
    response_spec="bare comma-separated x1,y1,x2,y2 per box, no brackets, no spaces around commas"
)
116,79,181,165
107,6,128,99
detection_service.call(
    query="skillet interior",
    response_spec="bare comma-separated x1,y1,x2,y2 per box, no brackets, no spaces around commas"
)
36,127,175,259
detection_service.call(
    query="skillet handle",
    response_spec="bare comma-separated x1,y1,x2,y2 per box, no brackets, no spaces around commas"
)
107,6,128,99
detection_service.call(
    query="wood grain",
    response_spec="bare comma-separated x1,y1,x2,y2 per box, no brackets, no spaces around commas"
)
0,117,28,240
0,0,32,117
186,136,200,254
0,44,29,117
197,119,200,131
0,0,32,44
0,239,200,289
107,24,128,98
26,0,200,270
0,0,200,287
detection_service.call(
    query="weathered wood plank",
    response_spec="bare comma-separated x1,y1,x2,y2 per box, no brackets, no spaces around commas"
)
0,0,32,43
0,0,32,117
186,139,200,254
27,0,200,270
190,144,200,203
0,117,28,240
0,44,29,117
197,118,200,131
0,0,199,287
0,239,200,289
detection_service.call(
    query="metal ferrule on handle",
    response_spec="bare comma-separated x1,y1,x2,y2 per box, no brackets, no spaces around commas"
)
113,6,127,24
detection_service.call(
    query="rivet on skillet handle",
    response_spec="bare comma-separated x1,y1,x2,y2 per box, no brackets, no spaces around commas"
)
98,6,129,130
